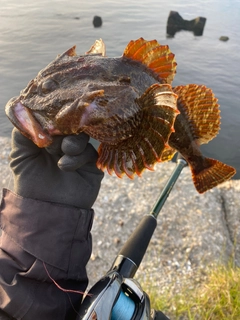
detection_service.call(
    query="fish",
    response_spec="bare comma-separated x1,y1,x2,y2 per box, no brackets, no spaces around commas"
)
5,38,236,193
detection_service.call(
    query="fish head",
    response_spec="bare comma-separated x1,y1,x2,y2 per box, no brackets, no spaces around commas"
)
5,45,108,147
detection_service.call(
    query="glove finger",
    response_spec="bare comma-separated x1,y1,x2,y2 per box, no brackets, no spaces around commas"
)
11,128,41,159
45,136,64,155
61,133,90,156
58,143,99,171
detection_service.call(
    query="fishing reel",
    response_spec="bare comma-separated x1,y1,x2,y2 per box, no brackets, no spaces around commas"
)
77,157,187,320
77,256,170,320
77,268,152,320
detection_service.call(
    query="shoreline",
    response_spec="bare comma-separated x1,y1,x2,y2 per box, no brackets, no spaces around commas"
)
0,136,239,293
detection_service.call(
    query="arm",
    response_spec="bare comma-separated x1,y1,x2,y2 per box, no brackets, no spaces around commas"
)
0,129,104,320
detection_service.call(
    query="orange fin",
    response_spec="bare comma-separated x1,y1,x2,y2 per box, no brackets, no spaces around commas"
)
191,158,236,193
123,38,177,84
97,84,179,178
65,46,77,57
173,84,220,144
58,46,77,59
161,146,177,162
86,39,106,56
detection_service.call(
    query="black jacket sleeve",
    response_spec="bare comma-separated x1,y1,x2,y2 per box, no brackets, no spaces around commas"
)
0,189,94,320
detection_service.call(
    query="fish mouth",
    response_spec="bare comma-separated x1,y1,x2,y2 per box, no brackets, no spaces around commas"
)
5,99,53,147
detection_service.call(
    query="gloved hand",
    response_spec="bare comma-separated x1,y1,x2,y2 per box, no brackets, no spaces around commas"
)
10,128,104,209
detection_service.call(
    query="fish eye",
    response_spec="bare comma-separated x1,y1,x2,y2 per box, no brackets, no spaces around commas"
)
41,78,59,94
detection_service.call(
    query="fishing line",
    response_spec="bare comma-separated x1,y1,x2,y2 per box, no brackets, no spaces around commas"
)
43,262,86,295
111,291,135,320
43,262,92,317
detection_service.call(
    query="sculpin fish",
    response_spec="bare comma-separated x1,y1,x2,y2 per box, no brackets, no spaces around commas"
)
5,38,236,193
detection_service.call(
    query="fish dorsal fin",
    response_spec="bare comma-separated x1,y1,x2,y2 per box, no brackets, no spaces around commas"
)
64,46,77,57
86,39,106,56
58,46,77,59
173,84,220,144
38,46,77,78
123,38,177,84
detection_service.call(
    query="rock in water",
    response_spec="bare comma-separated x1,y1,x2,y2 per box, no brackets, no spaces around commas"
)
219,36,229,41
93,16,102,28
167,11,206,36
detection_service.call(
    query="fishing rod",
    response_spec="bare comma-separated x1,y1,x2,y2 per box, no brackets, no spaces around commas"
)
77,156,188,320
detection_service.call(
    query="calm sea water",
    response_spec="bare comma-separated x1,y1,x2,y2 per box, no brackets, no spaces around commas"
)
0,0,239,177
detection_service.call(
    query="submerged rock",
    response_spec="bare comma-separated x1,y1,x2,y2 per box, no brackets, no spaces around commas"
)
167,11,206,37
93,16,102,28
219,36,229,41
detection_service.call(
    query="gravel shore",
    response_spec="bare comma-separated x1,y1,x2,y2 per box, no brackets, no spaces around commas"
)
0,136,239,303
90,159,240,292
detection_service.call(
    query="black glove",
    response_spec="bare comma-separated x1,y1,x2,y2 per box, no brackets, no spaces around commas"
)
10,128,104,209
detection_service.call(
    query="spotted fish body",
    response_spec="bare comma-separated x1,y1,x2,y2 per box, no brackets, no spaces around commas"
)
5,38,236,193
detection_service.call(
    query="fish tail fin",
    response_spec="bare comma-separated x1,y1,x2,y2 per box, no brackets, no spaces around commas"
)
191,157,236,193
123,38,177,84
97,84,179,178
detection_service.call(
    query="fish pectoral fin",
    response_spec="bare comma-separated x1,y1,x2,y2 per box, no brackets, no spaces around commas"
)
97,138,158,179
122,38,177,83
138,83,179,143
5,100,52,148
86,39,106,56
138,83,179,117
97,84,179,179
160,146,177,162
191,158,236,193
173,84,220,144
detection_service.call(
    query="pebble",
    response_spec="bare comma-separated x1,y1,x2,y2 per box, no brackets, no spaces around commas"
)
219,36,229,41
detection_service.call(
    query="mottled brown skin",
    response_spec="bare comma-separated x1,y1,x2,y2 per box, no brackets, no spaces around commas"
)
6,52,166,146
169,110,205,175
5,38,179,181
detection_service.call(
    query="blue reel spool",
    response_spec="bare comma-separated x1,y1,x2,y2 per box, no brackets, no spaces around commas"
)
111,290,135,320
